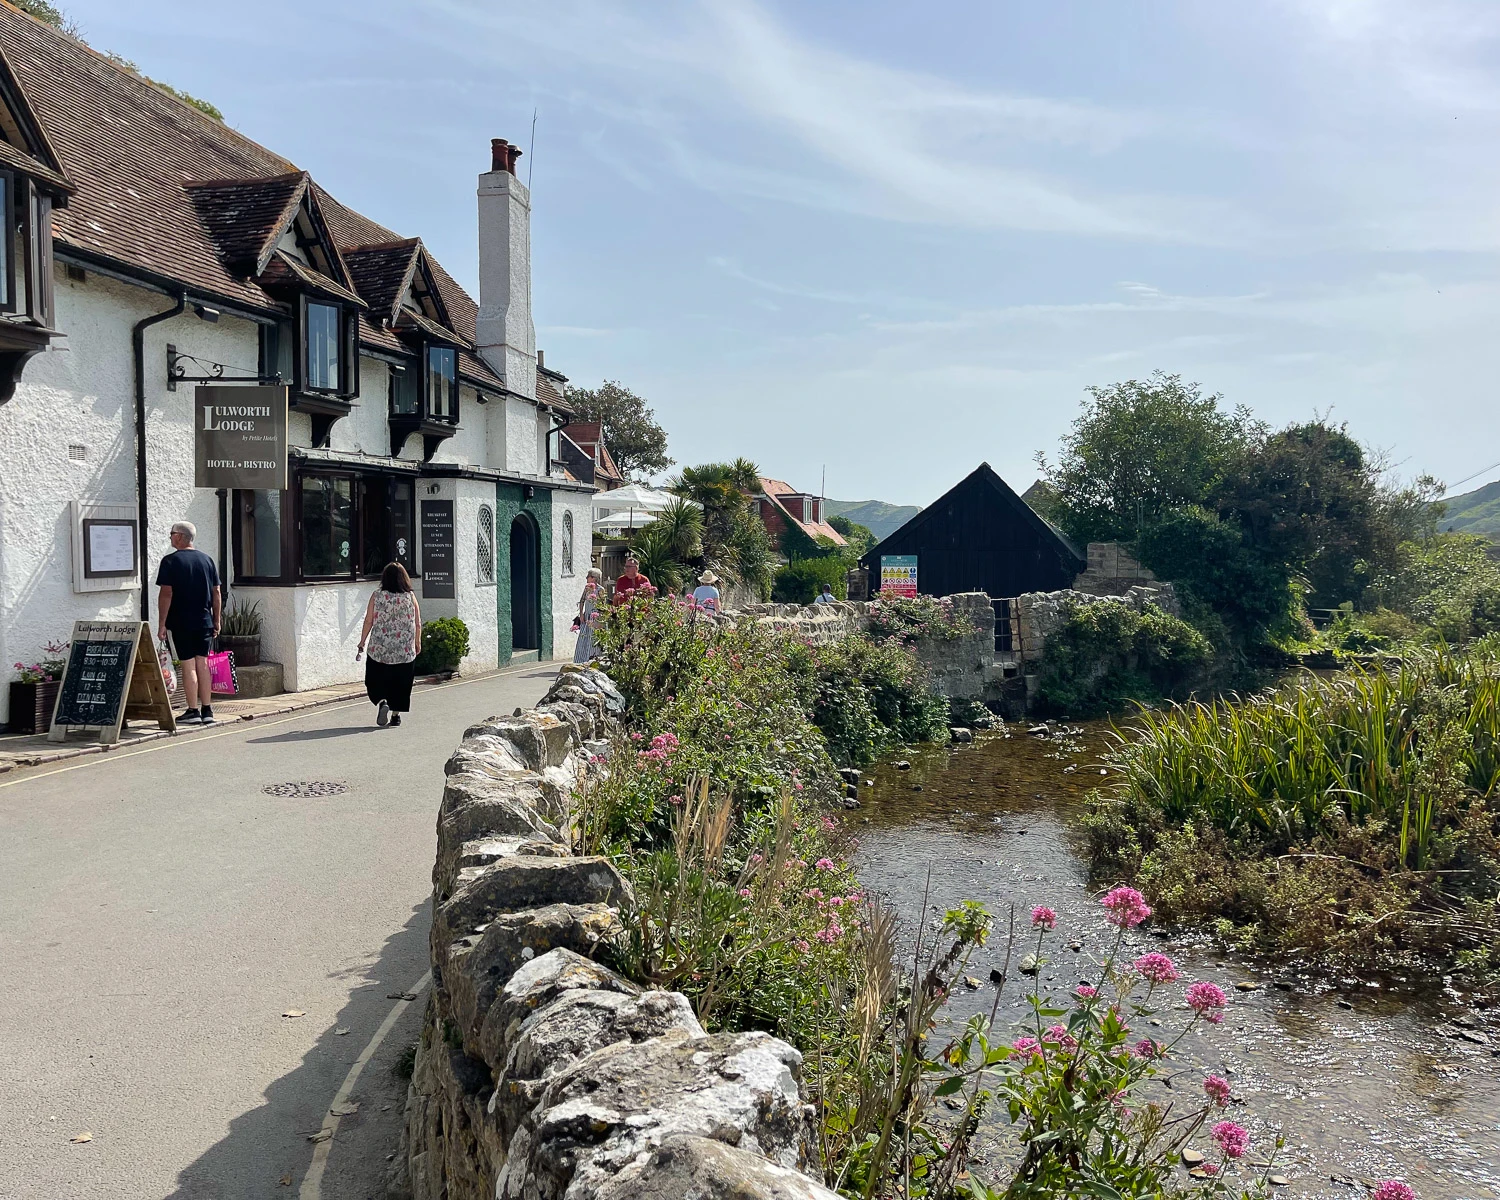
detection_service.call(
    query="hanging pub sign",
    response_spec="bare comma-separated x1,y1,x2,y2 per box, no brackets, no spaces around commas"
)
194,384,289,490
880,555,919,598
49,620,175,745
420,500,456,599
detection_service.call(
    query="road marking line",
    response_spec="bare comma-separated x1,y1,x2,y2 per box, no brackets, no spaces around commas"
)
0,664,548,790
300,970,431,1200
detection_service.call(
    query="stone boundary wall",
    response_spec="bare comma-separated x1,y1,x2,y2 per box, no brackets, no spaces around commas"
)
740,592,996,699
1013,583,1180,666
396,664,838,1200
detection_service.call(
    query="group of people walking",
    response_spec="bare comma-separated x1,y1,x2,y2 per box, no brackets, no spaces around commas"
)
570,556,723,664
155,521,421,730
155,522,739,729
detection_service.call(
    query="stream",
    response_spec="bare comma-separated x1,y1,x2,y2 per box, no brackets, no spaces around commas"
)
850,723,1500,1200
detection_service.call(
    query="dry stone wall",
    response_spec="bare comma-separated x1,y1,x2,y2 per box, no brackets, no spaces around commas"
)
396,664,839,1200
1012,583,1180,665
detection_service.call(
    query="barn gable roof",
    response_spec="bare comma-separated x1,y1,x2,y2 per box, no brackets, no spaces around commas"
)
863,462,1084,568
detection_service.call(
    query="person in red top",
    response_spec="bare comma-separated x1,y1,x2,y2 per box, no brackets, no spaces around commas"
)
611,555,652,604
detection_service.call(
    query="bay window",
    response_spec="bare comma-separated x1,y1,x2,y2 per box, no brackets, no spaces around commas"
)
305,301,340,391
0,169,60,403
237,471,415,584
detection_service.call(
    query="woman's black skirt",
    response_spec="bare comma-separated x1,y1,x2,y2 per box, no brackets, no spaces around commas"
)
365,656,416,712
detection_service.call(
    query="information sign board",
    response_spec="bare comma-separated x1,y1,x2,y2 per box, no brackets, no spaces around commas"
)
879,555,919,598
420,500,455,599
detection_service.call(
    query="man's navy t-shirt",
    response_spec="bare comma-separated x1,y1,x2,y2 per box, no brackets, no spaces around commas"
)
155,548,219,632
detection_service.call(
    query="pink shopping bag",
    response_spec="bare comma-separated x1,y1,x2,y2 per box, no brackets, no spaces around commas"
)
207,649,238,696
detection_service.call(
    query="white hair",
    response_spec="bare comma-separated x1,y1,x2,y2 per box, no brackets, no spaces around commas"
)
586,567,602,580
171,521,196,543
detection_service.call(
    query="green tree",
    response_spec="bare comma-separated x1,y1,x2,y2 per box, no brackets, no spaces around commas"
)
566,380,673,478
828,514,875,557
14,0,78,33
1038,372,1262,545
670,460,774,598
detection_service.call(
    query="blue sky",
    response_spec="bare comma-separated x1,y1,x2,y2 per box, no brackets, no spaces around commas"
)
70,0,1500,505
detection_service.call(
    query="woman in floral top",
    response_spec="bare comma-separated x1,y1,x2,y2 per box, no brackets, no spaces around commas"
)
358,562,421,727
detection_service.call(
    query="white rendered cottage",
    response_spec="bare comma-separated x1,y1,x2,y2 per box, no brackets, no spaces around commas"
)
0,9,596,726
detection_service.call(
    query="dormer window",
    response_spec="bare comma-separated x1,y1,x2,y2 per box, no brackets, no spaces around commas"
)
0,171,52,325
426,345,457,421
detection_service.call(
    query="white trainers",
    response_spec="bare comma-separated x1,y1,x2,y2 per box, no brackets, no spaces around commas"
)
376,700,390,727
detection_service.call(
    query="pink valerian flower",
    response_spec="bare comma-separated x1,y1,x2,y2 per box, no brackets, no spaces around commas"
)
1043,1023,1078,1051
1074,984,1098,1000
1030,905,1058,931
1210,1120,1250,1160
829,896,845,907
738,888,752,898
821,815,837,831
668,794,684,806
1133,1038,1164,1060
815,921,844,944
1185,981,1228,1024
1200,1163,1220,1177
1011,1036,1041,1060
795,938,811,953
649,732,679,753
749,853,764,865
1371,1184,1415,1200
814,857,836,870
1100,886,1152,929
1132,952,1180,984
1203,1075,1232,1107
804,888,824,901
630,731,644,741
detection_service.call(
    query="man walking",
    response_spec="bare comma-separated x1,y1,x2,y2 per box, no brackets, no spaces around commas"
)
156,521,221,725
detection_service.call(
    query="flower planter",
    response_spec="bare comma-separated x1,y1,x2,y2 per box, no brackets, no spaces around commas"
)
219,634,260,668
8,679,61,735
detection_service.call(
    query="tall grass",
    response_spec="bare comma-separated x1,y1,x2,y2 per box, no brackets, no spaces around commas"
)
1106,639,1500,869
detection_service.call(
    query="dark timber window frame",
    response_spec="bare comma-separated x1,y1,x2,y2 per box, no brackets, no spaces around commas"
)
388,340,461,460
232,467,417,586
257,297,361,447
0,168,59,403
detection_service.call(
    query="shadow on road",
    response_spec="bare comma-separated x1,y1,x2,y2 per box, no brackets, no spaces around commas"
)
166,900,431,1199
246,726,381,744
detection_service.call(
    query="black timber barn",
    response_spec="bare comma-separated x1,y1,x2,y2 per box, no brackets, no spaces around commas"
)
859,463,1085,598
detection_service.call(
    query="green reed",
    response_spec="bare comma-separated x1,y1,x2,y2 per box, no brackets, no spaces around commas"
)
1107,639,1500,868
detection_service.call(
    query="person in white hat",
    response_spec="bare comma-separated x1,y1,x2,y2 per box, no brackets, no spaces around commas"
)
691,569,721,613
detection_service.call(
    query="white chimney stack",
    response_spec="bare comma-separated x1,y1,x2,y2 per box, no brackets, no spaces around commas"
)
476,138,535,400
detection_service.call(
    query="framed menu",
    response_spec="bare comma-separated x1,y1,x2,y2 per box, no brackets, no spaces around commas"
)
82,518,138,578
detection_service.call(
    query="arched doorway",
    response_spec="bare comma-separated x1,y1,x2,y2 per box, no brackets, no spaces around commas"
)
509,512,541,651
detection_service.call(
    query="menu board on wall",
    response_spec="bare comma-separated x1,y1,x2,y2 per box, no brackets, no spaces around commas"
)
420,500,455,598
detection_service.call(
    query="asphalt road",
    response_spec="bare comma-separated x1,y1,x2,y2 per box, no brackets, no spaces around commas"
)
0,665,561,1200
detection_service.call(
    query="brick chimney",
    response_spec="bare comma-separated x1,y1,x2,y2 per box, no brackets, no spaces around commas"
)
476,137,534,399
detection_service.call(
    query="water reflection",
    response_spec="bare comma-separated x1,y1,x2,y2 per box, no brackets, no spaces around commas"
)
851,725,1500,1200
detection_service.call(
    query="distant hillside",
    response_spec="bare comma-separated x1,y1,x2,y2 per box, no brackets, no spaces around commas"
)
1440,479,1500,540
824,499,921,541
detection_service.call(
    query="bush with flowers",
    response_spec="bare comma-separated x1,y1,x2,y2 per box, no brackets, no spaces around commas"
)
581,595,1419,1197
867,591,975,647
12,640,70,684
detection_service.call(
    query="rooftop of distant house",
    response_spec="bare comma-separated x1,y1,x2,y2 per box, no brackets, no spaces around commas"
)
758,477,846,546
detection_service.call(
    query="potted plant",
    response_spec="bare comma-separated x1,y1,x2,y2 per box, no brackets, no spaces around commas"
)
9,640,70,734
219,598,263,667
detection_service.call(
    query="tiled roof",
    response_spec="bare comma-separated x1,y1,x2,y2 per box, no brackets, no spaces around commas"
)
344,239,419,326
185,172,307,272
0,3,507,392
536,369,571,413
259,249,365,308
757,476,846,546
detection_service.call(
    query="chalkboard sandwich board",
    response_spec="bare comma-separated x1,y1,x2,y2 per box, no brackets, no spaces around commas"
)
49,621,176,745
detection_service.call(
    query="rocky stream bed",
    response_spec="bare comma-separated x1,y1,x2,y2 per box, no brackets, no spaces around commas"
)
850,724,1500,1200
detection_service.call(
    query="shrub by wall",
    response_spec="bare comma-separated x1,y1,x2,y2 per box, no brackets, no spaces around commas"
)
1036,597,1211,715
413,616,470,674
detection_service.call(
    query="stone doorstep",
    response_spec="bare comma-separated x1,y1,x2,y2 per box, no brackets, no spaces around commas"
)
0,664,532,771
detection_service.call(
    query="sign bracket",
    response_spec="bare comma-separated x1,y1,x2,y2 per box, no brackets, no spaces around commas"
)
168,344,286,392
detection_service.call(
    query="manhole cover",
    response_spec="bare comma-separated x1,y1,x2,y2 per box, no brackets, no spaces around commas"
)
262,780,349,798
